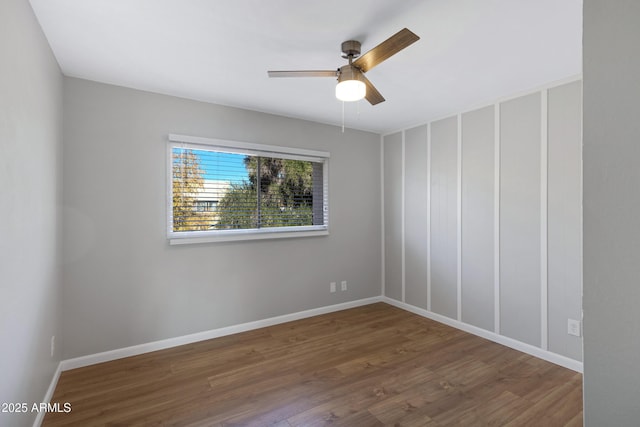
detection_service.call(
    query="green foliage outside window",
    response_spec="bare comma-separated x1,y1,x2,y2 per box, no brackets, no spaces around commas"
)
173,149,317,231
215,157,314,229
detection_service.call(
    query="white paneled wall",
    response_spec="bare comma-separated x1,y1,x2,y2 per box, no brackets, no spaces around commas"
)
383,79,583,367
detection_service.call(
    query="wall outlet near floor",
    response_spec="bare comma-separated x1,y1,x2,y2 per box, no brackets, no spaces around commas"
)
567,319,581,337
341,281,347,291
50,335,55,358
330,282,336,293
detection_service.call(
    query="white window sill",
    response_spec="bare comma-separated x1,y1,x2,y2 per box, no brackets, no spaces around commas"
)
168,227,329,245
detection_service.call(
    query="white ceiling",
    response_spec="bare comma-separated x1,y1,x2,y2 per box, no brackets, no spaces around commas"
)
29,0,582,134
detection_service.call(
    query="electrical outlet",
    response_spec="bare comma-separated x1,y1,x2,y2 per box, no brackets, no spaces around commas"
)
568,319,581,337
330,282,336,293
50,336,55,358
341,281,347,291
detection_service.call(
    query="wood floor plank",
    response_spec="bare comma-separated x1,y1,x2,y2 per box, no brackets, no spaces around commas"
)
43,303,582,426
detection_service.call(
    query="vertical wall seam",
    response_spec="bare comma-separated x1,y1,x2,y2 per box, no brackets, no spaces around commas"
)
457,114,463,322
381,135,385,297
541,89,549,350
401,131,406,303
494,103,501,334
427,123,432,312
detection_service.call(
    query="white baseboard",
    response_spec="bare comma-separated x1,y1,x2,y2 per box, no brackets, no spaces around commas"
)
33,362,62,427
58,295,582,373
382,296,583,373
60,296,383,371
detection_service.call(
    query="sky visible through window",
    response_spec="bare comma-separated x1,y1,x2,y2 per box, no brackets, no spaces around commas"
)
174,148,249,183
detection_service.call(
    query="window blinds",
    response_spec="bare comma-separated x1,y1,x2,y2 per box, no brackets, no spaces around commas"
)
169,137,328,242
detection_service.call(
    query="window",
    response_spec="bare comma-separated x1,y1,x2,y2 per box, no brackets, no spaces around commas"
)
168,134,329,244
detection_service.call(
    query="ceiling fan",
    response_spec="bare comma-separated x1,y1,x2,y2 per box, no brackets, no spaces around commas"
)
267,28,420,105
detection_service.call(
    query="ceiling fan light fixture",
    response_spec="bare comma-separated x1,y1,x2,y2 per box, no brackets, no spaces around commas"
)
336,79,366,102
336,65,366,102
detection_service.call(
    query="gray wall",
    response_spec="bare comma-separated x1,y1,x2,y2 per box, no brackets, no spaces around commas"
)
583,0,640,424
383,80,582,363
404,125,429,310
383,132,403,301
430,117,459,320
499,93,542,347
461,106,495,331
547,82,582,361
61,78,381,358
0,0,63,426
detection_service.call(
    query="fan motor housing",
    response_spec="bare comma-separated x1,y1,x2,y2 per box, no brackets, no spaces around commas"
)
341,40,361,58
337,64,364,83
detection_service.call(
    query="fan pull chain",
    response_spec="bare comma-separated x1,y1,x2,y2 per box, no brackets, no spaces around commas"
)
341,101,345,133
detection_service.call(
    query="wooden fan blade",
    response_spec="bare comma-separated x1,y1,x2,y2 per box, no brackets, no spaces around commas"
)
353,28,420,73
362,74,385,105
267,70,337,78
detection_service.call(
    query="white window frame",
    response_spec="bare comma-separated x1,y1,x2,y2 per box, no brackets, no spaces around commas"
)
167,134,329,244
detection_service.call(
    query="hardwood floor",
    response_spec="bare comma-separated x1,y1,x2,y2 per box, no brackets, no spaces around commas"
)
43,303,582,426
